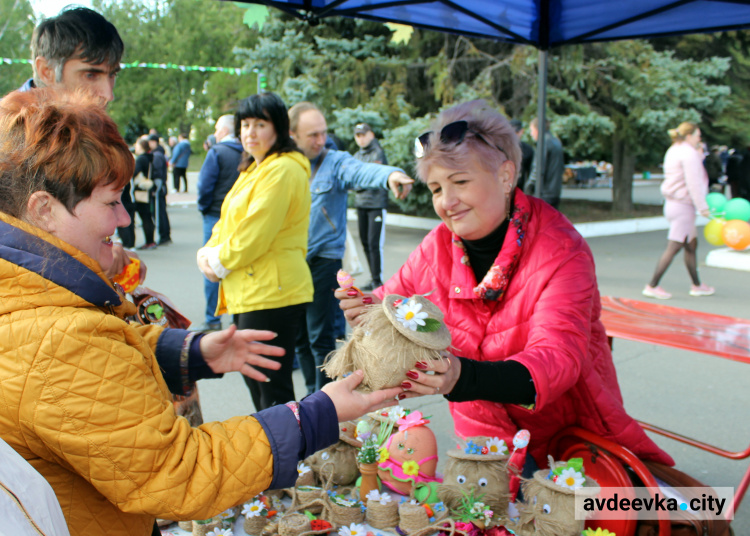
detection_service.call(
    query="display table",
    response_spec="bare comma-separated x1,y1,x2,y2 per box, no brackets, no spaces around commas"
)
599,296,750,516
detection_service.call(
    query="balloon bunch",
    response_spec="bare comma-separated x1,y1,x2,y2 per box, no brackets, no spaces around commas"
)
704,193,750,251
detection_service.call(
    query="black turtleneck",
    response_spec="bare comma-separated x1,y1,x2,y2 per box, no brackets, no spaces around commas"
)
448,214,536,406
461,218,509,286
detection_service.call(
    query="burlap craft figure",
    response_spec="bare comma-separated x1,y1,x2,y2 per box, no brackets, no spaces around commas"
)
322,294,451,392
304,421,361,486
511,458,600,536
437,436,512,528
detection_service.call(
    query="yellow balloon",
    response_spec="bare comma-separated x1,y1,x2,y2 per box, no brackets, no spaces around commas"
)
704,218,725,246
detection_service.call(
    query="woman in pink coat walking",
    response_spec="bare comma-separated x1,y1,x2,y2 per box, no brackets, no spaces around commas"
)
643,121,714,300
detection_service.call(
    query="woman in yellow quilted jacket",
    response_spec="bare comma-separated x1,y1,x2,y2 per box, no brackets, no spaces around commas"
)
0,88,401,535
197,93,313,411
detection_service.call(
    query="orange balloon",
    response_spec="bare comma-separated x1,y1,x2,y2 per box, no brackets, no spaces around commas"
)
721,220,750,251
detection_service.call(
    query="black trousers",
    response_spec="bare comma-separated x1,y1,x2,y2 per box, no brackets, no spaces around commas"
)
134,200,155,245
356,207,386,285
235,302,306,410
172,167,188,192
152,180,171,242
118,187,137,248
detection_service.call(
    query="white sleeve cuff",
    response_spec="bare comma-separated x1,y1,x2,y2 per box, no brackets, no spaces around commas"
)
204,245,231,279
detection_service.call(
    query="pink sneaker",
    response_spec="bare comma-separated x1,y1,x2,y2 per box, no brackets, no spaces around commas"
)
642,285,672,299
690,284,715,297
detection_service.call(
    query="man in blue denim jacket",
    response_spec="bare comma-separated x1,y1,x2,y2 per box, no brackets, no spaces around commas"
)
289,102,413,394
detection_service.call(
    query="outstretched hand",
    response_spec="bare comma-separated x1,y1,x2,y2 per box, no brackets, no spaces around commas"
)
387,171,414,200
321,370,401,422
199,324,284,382
398,351,461,400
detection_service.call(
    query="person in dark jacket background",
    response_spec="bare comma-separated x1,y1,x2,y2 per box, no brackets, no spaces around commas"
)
195,114,243,331
353,122,389,290
526,117,565,209
510,119,534,193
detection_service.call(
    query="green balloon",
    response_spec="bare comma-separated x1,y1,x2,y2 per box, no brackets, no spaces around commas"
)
706,192,728,215
725,197,750,221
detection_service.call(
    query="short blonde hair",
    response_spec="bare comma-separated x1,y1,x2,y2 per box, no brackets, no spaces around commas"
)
415,100,521,185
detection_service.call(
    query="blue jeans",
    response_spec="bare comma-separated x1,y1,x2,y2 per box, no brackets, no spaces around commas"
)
296,256,340,394
202,213,221,324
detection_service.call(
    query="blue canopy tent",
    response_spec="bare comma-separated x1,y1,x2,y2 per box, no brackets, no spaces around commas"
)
226,0,750,194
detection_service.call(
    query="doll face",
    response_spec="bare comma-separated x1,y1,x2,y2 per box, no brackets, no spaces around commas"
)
438,457,510,526
378,426,438,495
306,441,360,485
515,483,582,536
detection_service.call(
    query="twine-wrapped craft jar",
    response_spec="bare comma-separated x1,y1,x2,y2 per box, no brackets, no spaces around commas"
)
178,520,193,531
328,495,365,526
192,518,221,536
279,513,312,536
322,294,451,392
398,502,430,534
366,497,399,529
244,513,269,535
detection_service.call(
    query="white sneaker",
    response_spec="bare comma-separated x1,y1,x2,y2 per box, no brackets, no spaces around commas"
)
690,284,715,297
642,285,672,299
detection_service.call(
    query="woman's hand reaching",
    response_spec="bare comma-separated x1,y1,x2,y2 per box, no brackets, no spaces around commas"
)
321,370,402,422
199,325,284,382
397,352,462,400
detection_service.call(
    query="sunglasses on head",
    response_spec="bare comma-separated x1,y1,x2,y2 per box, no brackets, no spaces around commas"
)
414,120,506,159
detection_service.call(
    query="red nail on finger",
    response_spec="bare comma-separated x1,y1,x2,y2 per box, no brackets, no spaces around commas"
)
415,361,428,370
405,370,418,380
397,393,407,400
401,381,412,389
362,297,373,304
347,290,358,296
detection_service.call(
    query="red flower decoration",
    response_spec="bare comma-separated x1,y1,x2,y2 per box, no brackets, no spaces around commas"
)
481,446,489,455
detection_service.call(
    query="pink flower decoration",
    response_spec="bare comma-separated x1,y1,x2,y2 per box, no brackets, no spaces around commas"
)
454,522,480,536
397,410,429,431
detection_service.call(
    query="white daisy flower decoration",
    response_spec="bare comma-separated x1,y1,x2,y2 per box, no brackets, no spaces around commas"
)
208,529,233,536
388,405,407,421
396,300,428,331
556,467,585,490
297,461,311,475
338,523,366,536
379,492,393,505
242,500,265,518
366,489,382,502
485,437,509,456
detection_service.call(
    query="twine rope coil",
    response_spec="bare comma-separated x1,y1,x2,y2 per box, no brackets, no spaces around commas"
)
365,498,400,529
278,513,311,536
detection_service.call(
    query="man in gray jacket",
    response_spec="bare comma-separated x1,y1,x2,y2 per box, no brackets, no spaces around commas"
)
353,122,389,290
289,103,413,394
526,117,565,209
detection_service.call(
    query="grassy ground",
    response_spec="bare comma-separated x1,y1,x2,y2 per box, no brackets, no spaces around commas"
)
560,199,663,223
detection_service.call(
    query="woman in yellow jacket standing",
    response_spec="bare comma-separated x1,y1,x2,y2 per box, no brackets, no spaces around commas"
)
198,93,313,410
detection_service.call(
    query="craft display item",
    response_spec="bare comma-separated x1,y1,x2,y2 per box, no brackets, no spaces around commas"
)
306,422,362,486
398,501,431,534
438,436,511,528
365,490,400,529
289,486,326,515
192,518,222,536
327,492,366,525
278,513,312,536
378,410,441,499
296,461,315,487
511,458,600,536
243,497,276,536
322,294,451,392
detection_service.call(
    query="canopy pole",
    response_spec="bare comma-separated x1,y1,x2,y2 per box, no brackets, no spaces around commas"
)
534,49,548,199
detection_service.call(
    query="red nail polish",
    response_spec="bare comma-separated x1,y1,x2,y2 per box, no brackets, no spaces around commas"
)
397,393,407,400
347,290,358,297
406,370,418,380
401,381,412,389
415,361,428,370
362,297,373,304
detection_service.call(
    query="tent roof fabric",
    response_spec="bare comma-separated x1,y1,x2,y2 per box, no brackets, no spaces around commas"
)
233,0,750,48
